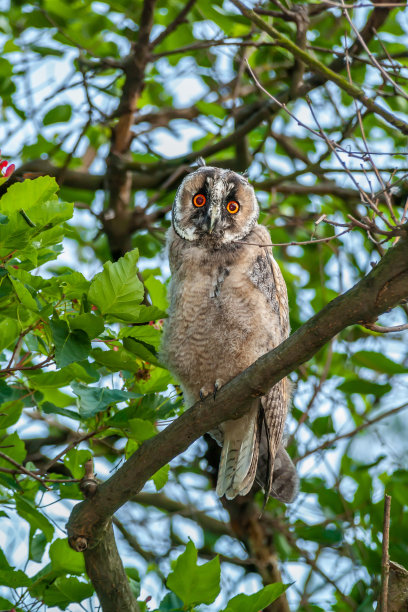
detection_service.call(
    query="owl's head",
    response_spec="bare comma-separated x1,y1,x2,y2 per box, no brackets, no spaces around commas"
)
172,166,259,244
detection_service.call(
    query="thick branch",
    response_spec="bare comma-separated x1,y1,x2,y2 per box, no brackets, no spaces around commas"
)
67,227,408,550
84,522,140,612
105,0,157,259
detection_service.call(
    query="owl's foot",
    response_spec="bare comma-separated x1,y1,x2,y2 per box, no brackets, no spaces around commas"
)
199,379,224,402
213,379,222,400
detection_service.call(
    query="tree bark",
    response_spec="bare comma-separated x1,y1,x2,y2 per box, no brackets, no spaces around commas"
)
84,522,140,612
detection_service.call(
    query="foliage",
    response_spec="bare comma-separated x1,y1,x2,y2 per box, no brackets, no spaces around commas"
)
0,0,408,610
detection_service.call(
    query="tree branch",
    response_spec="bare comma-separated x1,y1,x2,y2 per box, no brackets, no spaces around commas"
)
67,226,408,551
84,522,140,612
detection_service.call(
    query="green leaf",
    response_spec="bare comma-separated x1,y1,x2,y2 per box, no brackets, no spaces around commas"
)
0,597,14,610
132,366,173,394
337,378,392,397
0,176,59,215
71,381,141,418
30,532,48,563
0,547,11,570
88,249,144,322
15,496,54,542
167,540,220,607
119,324,162,348
49,538,85,574
0,400,23,430
158,592,184,611
43,104,72,125
91,346,141,372
0,432,26,468
310,415,335,437
52,576,93,603
28,362,97,388
129,417,156,442
144,275,168,311
152,464,169,491
122,337,160,366
133,304,167,324
9,276,38,310
0,317,19,351
0,568,31,588
295,524,342,545
221,583,289,612
50,318,91,367
351,350,408,375
68,313,104,338
63,448,92,479
41,401,80,421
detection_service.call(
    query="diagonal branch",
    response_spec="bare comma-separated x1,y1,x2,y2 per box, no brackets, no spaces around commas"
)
150,0,197,48
67,226,408,551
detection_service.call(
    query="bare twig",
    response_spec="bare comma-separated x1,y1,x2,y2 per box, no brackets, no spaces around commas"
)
0,451,51,490
150,0,197,48
234,227,353,248
380,494,391,611
40,428,107,475
364,322,408,333
298,402,408,461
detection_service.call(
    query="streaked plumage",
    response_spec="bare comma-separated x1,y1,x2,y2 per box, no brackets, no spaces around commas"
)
160,163,298,502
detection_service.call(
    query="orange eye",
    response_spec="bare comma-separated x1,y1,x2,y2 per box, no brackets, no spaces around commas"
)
226,200,239,214
193,193,206,207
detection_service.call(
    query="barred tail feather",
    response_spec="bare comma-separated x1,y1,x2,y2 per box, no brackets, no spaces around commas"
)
216,403,260,500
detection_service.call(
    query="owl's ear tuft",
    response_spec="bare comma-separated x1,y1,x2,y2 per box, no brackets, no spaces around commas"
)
241,169,249,179
195,157,206,167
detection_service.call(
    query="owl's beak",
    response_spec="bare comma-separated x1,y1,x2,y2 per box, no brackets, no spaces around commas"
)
208,206,219,234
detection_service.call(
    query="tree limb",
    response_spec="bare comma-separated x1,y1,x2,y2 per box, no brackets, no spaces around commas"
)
67,226,408,551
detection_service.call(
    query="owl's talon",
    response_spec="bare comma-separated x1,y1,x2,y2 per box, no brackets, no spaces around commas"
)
213,380,222,400
199,389,205,401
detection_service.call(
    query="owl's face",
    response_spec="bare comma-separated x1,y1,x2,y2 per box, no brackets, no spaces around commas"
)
172,167,259,244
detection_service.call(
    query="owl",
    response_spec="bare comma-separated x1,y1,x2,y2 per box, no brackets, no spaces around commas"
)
160,162,298,502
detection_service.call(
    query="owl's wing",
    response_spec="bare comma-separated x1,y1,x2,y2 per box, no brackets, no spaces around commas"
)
248,228,296,501
259,380,298,502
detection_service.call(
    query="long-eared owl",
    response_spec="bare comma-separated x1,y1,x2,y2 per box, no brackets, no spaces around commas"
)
160,162,298,502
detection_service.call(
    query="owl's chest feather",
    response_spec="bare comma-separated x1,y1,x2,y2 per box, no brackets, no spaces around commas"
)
160,243,279,397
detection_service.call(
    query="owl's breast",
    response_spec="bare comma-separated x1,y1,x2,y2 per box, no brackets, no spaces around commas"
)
160,249,282,401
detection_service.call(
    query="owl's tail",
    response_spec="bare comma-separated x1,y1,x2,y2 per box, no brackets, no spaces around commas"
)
216,402,261,500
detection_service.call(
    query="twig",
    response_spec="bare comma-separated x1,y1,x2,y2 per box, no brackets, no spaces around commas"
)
40,428,108,475
150,0,197,48
380,494,391,611
0,355,54,376
0,466,79,483
0,451,51,490
298,401,408,461
364,322,408,333
233,227,353,248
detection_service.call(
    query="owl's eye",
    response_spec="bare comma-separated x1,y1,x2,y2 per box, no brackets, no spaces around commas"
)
226,200,240,214
193,193,206,207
